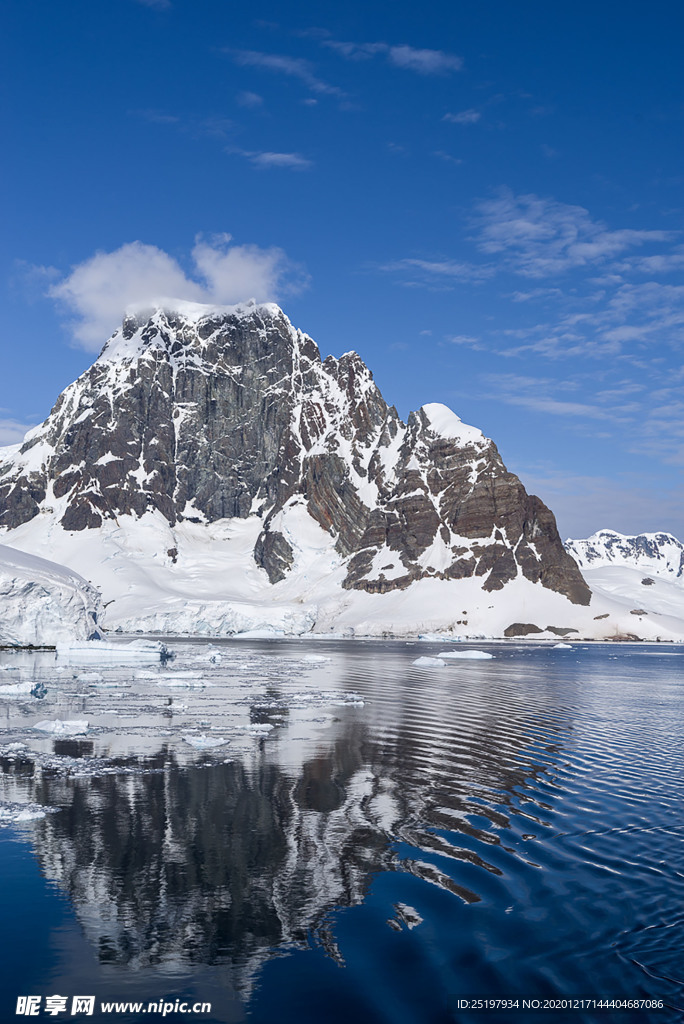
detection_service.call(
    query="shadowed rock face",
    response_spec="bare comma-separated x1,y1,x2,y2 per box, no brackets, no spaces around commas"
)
0,303,590,605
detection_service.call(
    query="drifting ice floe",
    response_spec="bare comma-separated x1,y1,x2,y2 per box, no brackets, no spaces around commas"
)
437,650,494,660
57,639,169,664
34,719,89,736
552,642,573,649
412,656,447,668
182,733,228,749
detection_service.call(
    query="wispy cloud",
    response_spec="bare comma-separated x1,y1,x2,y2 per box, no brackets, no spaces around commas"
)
323,39,462,75
44,235,309,350
0,416,38,447
485,374,626,421
443,109,480,124
227,49,344,96
238,149,312,169
510,467,683,539
236,91,264,108
473,189,673,278
379,257,493,287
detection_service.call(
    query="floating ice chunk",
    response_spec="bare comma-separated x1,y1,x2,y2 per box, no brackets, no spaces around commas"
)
57,639,169,663
437,650,494,660
301,654,332,664
412,656,446,668
182,733,228,749
247,723,274,734
552,642,572,649
34,719,89,735
77,671,103,682
157,673,213,688
0,802,50,825
0,680,36,697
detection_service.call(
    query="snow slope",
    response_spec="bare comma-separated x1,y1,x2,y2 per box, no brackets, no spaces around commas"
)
0,543,102,647
564,530,684,640
4,509,684,641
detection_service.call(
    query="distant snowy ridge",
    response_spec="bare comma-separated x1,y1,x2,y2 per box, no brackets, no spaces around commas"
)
565,530,684,581
0,543,102,647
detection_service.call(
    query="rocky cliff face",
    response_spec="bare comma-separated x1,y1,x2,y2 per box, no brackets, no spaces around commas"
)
0,301,590,605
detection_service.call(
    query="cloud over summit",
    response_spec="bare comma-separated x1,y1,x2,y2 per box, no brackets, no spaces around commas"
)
47,236,309,350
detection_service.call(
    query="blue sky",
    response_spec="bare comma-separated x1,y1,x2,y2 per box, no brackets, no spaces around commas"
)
2,0,683,538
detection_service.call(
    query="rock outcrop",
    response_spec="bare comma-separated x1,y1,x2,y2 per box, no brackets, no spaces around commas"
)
0,301,590,605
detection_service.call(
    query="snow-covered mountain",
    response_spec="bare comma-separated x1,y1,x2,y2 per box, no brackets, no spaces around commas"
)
566,530,684,580
0,301,681,640
0,543,101,646
564,530,684,634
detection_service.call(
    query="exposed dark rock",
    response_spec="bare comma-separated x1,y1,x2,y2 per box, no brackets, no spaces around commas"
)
504,623,544,637
546,626,579,636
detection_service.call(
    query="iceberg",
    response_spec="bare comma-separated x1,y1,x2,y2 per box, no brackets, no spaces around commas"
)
437,650,495,660
0,543,101,648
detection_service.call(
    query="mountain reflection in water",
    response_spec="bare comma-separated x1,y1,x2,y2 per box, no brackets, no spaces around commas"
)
1,640,683,1023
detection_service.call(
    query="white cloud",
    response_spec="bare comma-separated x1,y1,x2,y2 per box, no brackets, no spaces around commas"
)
227,50,344,97
236,91,263,108
47,235,309,350
242,150,312,170
324,39,462,75
0,417,38,447
386,45,462,74
443,109,480,124
474,189,672,277
379,257,493,286
323,39,463,75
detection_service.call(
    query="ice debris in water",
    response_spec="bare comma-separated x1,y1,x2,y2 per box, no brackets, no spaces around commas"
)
436,650,494,660
182,733,228,749
412,656,447,668
552,642,573,649
77,672,103,682
301,654,332,664
34,719,89,736
0,801,52,825
0,680,37,697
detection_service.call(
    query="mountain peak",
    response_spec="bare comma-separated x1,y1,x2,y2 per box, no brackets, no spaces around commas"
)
0,304,590,606
99,300,292,363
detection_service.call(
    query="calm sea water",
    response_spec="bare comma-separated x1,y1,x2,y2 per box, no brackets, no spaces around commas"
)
0,639,682,1023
